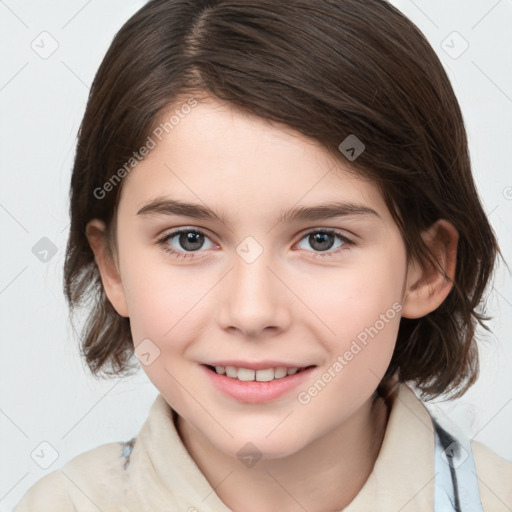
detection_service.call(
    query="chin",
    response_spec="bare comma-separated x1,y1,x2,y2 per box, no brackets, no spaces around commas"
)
213,430,309,462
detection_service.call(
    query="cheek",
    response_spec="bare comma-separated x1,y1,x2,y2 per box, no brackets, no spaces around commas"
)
298,265,403,415
125,277,199,344
119,245,215,358
118,253,211,399
309,245,405,375
309,248,405,334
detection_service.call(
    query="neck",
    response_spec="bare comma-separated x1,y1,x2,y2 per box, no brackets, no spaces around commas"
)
176,392,391,512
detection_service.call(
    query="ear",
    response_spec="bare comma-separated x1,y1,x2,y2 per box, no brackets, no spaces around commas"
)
402,219,458,319
86,219,129,318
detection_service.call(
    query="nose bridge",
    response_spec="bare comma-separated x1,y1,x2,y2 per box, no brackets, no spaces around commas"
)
218,242,290,336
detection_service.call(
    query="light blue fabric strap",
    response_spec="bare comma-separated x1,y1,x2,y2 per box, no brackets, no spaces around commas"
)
433,419,484,512
121,437,136,470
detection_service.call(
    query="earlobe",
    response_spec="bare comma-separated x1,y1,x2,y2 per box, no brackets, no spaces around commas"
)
85,219,129,318
401,219,458,319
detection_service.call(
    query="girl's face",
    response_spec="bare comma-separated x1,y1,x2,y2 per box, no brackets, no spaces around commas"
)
107,97,411,458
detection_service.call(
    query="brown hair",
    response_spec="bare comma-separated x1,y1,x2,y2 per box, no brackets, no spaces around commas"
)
64,0,502,400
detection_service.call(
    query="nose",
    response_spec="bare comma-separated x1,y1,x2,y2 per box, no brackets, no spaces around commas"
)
217,254,292,338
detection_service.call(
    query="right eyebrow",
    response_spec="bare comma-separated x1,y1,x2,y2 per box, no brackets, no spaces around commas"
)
137,198,229,224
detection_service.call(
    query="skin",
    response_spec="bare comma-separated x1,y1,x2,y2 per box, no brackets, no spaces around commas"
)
87,95,458,511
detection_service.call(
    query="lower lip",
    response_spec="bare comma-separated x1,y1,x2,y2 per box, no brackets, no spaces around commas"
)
201,364,316,403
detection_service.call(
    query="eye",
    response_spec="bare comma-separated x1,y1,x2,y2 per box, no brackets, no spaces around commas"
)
157,228,216,260
157,227,354,261
296,229,354,258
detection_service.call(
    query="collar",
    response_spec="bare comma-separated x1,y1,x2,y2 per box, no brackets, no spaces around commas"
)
127,382,436,511
344,382,436,511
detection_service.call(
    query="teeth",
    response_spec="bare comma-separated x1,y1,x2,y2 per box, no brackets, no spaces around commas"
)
274,366,288,378
255,368,274,382
211,365,304,381
237,368,255,381
225,366,238,378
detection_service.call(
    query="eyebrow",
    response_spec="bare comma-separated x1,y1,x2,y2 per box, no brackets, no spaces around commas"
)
136,197,381,224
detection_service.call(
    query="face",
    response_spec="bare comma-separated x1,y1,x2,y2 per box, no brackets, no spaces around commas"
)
106,97,411,459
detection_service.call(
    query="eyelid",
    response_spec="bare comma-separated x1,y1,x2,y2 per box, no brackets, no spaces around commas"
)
157,227,354,246
158,225,216,240
296,225,356,242
294,228,355,255
157,225,355,261
158,227,219,250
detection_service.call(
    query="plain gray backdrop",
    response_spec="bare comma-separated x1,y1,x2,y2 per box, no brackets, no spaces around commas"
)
1,1,511,510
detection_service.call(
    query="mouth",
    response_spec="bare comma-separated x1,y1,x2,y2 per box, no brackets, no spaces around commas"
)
204,364,315,382
200,360,318,403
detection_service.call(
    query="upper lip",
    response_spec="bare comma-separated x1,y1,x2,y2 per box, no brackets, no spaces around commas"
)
202,361,314,370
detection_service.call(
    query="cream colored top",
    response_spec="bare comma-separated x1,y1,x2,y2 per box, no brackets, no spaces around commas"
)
14,383,512,511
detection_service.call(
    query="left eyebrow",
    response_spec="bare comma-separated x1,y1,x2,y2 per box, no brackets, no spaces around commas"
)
276,201,381,223
136,197,381,224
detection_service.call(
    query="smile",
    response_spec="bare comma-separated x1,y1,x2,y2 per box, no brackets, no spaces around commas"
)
206,364,311,382
201,363,317,403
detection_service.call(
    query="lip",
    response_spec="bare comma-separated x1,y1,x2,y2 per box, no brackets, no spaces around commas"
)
202,360,308,371
201,363,316,403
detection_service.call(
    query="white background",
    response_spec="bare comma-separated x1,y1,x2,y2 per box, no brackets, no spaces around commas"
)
1,0,511,509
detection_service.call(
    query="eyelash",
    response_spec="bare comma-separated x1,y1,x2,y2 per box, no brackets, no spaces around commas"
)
156,228,355,261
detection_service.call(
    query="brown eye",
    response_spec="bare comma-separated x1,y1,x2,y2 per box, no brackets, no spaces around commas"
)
308,232,336,251
296,229,354,258
176,231,205,251
158,228,216,259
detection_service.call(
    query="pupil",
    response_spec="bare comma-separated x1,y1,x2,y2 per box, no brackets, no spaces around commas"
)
310,232,334,251
180,232,203,251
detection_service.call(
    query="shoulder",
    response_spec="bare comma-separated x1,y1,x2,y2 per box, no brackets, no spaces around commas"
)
13,469,75,512
471,439,512,511
14,440,131,512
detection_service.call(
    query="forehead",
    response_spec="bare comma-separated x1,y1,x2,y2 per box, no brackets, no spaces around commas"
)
118,97,388,221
